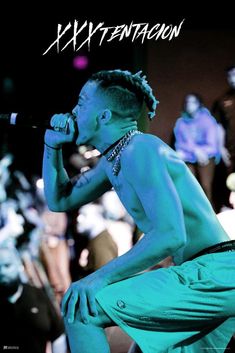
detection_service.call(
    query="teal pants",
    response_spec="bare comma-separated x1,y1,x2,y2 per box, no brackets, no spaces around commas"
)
96,252,235,352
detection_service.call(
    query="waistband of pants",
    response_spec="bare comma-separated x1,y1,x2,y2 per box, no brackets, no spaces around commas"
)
188,240,235,261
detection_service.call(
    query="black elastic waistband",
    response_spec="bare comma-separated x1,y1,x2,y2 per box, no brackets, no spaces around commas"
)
188,240,235,261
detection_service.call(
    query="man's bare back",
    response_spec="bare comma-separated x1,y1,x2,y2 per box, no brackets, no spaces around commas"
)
101,133,229,265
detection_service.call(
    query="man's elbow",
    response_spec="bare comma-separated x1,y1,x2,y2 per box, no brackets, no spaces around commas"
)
47,203,63,212
170,231,187,251
46,199,66,212
151,226,187,253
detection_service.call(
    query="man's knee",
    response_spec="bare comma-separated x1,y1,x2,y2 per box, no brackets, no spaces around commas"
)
64,301,114,330
87,301,114,328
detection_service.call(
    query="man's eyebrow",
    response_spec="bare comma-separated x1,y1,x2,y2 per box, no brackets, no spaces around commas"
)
78,93,91,102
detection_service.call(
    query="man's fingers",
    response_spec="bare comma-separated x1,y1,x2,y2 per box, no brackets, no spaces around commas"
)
87,290,98,317
67,293,79,324
67,116,76,135
61,288,71,316
79,292,89,324
50,114,73,134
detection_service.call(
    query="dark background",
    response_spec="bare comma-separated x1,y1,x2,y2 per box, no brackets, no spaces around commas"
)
0,4,234,180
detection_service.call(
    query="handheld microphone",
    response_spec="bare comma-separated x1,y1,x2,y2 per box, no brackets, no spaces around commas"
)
0,113,73,134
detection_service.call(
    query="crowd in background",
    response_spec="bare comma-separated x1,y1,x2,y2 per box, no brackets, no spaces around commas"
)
0,145,136,353
0,64,235,353
172,64,235,213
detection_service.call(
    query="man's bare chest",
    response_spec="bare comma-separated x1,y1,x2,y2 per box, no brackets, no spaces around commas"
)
104,162,146,224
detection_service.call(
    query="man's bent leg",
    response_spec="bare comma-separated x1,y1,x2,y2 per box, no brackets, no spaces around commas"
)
64,302,115,353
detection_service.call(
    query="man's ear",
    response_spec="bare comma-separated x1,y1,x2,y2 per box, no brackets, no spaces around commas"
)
98,109,112,125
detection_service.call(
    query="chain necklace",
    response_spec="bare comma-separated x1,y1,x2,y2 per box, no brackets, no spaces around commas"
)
106,129,142,176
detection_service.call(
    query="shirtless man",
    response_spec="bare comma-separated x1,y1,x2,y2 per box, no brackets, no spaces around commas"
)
43,69,235,353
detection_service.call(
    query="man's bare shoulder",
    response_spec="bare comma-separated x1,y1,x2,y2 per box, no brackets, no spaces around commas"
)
123,133,178,161
125,133,164,153
121,132,186,180
120,133,166,179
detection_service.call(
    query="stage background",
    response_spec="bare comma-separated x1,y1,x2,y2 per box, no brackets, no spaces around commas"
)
0,7,234,179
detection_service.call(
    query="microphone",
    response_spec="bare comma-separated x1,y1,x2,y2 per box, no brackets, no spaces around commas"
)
0,112,73,134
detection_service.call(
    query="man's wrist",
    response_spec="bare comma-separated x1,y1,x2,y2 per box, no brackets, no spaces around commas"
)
90,269,112,285
44,142,62,150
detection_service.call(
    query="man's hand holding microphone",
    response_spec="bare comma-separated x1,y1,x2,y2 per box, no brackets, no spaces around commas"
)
44,113,78,149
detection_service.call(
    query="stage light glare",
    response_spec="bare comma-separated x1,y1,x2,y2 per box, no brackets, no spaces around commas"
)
36,178,44,189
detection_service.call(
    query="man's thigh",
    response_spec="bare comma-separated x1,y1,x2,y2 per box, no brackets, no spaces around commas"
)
95,256,235,351
96,254,235,331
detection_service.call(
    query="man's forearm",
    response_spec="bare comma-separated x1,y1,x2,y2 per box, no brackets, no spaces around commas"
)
42,145,70,211
95,227,183,284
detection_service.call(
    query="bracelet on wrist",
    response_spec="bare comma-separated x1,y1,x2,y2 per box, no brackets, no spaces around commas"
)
44,142,62,150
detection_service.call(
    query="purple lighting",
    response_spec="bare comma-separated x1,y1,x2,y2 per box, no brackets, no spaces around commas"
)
73,55,89,70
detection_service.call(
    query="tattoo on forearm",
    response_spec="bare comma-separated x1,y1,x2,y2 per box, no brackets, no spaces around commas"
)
46,146,52,159
74,172,90,188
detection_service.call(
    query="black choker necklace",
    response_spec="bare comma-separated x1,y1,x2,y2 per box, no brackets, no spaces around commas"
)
101,135,126,156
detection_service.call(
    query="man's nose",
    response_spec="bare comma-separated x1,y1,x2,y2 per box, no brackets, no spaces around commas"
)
72,107,77,116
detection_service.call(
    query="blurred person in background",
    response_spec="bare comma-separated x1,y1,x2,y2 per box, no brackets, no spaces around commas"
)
212,64,235,174
76,202,118,273
35,178,72,306
174,93,221,207
100,189,134,256
212,65,235,210
217,172,235,240
0,245,67,353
